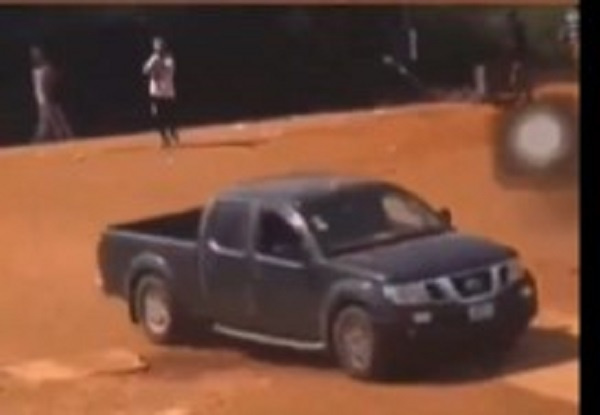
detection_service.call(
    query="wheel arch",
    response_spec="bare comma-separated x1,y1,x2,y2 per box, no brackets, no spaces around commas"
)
320,280,381,352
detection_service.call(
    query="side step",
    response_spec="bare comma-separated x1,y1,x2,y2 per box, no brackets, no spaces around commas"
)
213,324,326,352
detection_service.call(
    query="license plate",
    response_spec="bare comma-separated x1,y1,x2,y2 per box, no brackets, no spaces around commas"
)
468,302,495,322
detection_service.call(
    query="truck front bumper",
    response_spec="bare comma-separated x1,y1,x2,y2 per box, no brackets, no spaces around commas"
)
376,277,538,362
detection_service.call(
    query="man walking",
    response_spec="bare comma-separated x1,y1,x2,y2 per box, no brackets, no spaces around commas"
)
143,36,179,148
506,10,534,104
30,45,73,143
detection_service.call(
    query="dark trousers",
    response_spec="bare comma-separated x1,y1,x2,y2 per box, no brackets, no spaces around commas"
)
33,102,73,143
150,97,179,147
508,55,534,103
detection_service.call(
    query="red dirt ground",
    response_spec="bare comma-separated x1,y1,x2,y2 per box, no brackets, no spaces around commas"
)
0,84,578,414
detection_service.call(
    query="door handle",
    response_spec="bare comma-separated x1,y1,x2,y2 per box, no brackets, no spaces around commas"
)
208,239,245,259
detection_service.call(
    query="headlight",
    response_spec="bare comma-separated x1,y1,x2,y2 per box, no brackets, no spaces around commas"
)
382,282,430,305
502,258,525,285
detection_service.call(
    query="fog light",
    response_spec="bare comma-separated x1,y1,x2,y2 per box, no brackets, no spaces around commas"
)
412,311,433,324
519,285,534,298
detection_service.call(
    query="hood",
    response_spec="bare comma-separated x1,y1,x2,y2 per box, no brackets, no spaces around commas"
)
333,232,515,283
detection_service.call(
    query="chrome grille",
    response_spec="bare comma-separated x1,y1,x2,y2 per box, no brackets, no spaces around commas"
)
425,281,447,301
451,269,493,298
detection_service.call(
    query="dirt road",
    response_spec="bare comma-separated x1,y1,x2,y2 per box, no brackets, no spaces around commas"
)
0,86,578,414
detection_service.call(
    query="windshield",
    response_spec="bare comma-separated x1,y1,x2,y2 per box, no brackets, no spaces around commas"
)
300,184,447,256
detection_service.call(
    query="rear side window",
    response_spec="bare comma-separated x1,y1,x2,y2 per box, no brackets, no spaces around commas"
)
207,200,250,252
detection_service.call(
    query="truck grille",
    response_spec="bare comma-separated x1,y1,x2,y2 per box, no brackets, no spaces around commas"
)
451,269,493,298
425,281,447,301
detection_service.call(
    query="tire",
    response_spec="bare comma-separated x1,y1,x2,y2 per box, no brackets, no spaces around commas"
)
331,306,396,380
135,275,181,345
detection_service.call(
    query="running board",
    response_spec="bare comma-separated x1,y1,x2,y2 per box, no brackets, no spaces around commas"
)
213,324,326,352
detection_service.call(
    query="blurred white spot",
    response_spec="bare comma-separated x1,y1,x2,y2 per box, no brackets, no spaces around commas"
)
509,110,568,168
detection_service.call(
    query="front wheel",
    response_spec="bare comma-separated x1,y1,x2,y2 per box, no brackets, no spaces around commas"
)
332,306,398,380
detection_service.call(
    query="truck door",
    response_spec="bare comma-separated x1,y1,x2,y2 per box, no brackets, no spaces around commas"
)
203,200,256,329
251,208,322,341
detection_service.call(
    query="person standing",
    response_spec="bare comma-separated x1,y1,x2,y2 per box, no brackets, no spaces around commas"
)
506,10,534,104
143,36,179,148
559,7,579,70
30,45,73,143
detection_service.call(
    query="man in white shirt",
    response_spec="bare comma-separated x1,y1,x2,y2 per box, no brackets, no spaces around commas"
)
30,46,73,143
143,36,179,148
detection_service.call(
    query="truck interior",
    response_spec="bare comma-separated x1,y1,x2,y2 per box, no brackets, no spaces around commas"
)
257,211,305,261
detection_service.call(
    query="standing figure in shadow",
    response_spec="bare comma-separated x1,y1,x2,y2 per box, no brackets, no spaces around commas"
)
30,45,73,143
506,10,534,105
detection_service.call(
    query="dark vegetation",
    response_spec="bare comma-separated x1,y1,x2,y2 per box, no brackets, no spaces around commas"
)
0,6,571,146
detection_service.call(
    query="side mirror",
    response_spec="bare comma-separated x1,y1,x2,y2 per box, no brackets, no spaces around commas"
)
439,207,452,224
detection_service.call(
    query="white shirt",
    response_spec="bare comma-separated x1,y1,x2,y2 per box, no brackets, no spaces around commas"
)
143,53,176,99
564,9,579,42
32,64,52,105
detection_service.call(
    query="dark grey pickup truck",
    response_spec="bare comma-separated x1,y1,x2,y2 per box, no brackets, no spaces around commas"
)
98,174,538,379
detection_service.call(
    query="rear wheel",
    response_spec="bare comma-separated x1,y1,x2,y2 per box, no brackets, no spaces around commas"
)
332,306,397,380
135,275,180,344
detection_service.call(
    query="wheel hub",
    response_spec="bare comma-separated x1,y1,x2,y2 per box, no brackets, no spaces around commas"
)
144,291,171,334
341,318,372,371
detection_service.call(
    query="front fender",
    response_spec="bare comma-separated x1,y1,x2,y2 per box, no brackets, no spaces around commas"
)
319,278,386,342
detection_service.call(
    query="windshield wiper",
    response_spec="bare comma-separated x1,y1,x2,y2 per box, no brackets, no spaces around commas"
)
329,228,446,256
329,231,404,255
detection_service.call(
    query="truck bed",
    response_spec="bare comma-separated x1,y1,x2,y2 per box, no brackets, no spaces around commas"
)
98,207,206,318
111,208,203,242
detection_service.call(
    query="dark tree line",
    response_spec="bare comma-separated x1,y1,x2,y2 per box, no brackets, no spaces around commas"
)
0,6,569,146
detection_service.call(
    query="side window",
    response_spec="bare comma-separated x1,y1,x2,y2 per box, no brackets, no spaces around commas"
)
257,211,304,262
208,201,249,252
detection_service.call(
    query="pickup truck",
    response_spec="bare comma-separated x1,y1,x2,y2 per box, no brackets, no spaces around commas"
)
97,174,538,379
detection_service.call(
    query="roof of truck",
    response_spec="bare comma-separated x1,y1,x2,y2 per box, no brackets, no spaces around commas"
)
220,173,378,203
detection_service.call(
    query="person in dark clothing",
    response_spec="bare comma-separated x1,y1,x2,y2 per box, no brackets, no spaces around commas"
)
143,36,179,148
506,10,534,104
